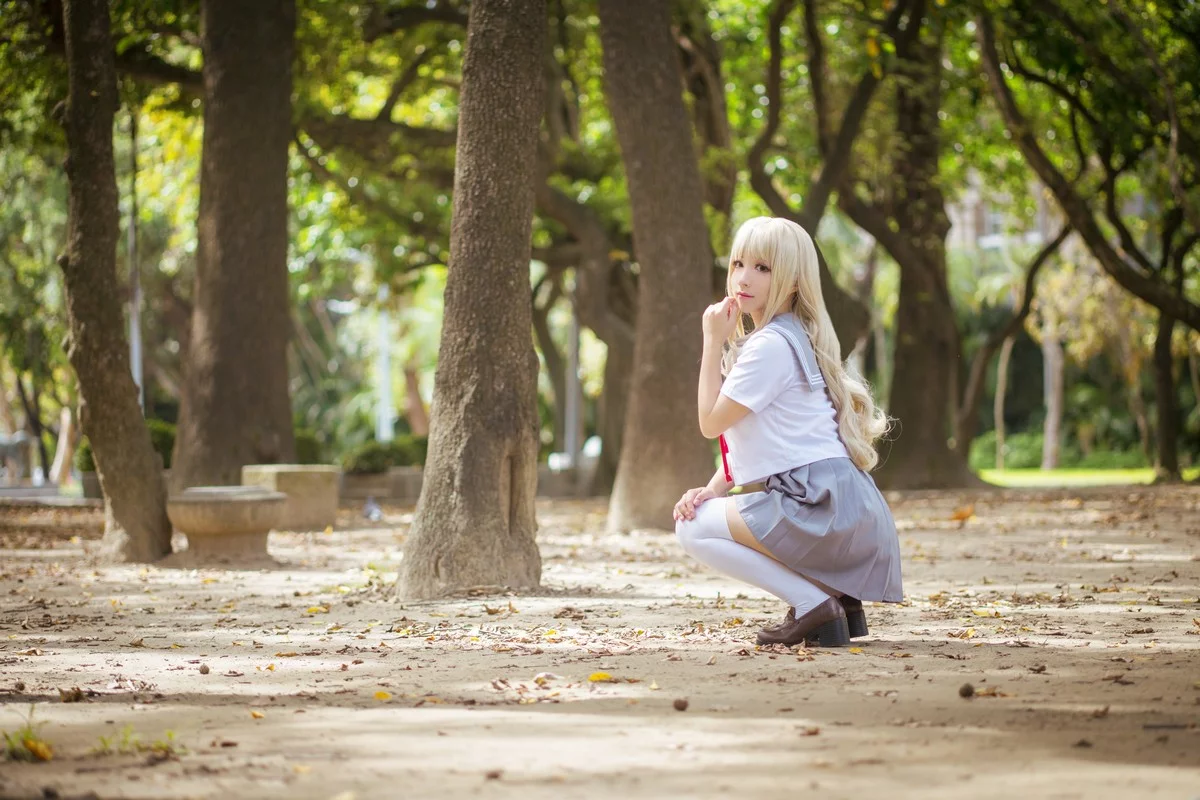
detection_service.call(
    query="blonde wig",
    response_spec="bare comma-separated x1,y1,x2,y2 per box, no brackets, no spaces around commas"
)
723,216,889,471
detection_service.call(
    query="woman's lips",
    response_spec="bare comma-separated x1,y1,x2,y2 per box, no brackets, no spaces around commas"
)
736,292,752,299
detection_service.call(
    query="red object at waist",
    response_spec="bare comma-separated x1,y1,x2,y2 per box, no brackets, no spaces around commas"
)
719,434,732,483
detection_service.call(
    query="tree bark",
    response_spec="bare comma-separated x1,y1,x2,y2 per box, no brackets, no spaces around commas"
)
845,13,975,489
171,0,296,489
58,0,171,561
994,335,1015,470
532,275,567,451
1041,329,1063,470
598,0,715,531
48,406,79,486
1153,308,1180,480
398,0,546,599
403,367,428,437
593,330,633,495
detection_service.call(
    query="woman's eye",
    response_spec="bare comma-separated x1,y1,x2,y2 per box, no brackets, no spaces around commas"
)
756,263,771,272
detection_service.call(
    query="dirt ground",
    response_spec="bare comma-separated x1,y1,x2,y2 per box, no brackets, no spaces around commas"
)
1,486,1198,800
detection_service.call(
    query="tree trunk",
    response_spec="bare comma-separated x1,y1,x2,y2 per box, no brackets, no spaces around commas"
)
398,0,546,599
14,377,50,478
403,367,429,437
1153,308,1180,480
48,406,79,486
532,278,567,451
862,17,975,490
593,331,633,495
58,0,171,561
171,0,296,489
1041,329,1063,470
994,335,1014,470
0,360,17,433
598,0,715,531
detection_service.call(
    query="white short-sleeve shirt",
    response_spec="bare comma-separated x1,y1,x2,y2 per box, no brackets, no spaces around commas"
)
719,317,849,484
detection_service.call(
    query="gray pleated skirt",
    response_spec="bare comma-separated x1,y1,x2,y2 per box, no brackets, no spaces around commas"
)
734,457,903,603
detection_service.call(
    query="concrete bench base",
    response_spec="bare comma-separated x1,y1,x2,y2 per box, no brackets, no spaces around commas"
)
242,464,340,531
167,486,286,564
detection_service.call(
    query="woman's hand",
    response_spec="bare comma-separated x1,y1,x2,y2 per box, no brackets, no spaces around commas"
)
673,486,718,522
701,296,738,343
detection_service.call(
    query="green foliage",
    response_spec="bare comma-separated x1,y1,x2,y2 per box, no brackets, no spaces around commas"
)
92,725,184,758
340,435,428,474
294,428,323,465
73,438,94,473
969,428,1148,472
2,705,52,762
146,419,175,469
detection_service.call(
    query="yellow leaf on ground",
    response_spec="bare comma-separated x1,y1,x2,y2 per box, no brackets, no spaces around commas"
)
950,505,974,522
306,606,329,614
250,710,265,719
848,647,864,654
275,652,299,658
589,672,615,683
374,691,392,701
24,739,53,761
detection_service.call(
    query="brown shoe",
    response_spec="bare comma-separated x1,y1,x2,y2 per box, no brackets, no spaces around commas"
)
755,597,851,647
761,596,868,639
840,596,869,639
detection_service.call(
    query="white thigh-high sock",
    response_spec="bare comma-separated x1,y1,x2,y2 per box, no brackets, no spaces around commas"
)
675,497,830,616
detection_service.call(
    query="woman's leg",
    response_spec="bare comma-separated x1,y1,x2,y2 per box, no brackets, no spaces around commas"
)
675,497,830,615
723,498,841,598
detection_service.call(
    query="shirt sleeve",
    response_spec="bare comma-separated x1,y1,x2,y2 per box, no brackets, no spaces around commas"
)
719,330,794,413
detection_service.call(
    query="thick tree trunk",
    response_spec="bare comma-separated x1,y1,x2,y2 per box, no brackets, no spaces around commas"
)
1041,330,1063,470
171,0,296,489
598,0,715,532
1153,309,1180,480
398,0,546,599
59,0,171,561
864,19,975,490
994,335,1014,470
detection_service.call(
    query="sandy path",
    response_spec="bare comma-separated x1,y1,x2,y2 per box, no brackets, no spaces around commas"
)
1,487,1198,799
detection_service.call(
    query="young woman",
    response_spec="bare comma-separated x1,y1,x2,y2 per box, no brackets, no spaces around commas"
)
673,216,902,647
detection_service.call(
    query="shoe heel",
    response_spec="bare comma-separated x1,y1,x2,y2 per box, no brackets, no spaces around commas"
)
808,616,851,647
847,609,869,639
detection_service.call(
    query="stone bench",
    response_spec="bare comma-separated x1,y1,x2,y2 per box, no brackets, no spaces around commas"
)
242,464,340,531
167,486,286,563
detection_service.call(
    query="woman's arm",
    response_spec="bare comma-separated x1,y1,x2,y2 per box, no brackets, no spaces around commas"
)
697,335,750,438
704,465,734,497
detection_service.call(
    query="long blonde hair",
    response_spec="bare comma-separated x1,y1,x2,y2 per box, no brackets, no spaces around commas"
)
722,217,889,471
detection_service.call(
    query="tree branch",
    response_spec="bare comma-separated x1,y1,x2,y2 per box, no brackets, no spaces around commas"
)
376,46,436,122
956,223,1071,449
363,2,469,41
977,12,1200,332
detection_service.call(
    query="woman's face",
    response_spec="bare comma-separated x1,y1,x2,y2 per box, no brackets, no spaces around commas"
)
730,256,774,318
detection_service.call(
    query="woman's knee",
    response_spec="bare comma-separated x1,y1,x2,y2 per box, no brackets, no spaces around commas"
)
675,499,729,555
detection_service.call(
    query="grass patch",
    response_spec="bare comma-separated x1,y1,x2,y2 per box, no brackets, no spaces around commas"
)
3,705,53,762
978,468,1200,487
